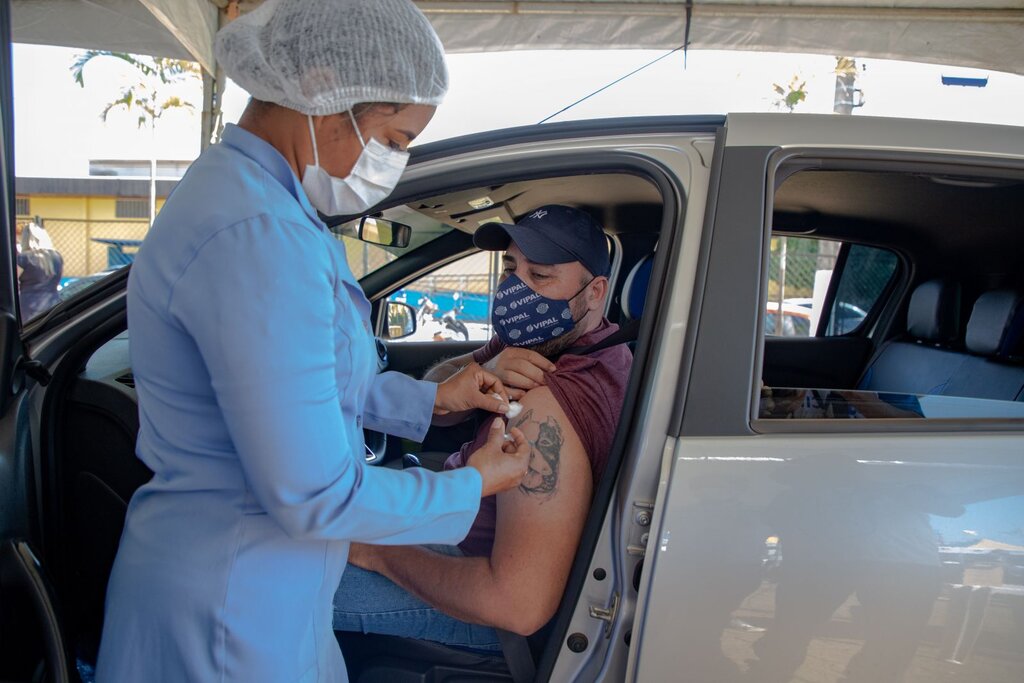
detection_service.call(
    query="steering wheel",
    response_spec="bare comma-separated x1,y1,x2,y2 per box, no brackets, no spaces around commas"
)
363,337,390,465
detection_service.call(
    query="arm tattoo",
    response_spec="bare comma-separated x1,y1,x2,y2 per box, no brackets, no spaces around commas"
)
511,408,564,497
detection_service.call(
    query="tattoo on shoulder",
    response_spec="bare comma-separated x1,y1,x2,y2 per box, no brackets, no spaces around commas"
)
511,408,564,498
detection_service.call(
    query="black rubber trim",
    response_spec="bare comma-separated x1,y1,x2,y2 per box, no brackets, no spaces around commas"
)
0,0,17,322
667,127,726,437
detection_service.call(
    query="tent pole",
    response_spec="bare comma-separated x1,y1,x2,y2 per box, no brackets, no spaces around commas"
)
200,65,225,151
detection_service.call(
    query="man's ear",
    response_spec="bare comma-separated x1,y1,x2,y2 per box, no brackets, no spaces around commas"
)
588,276,609,311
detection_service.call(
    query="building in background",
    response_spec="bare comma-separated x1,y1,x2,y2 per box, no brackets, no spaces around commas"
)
15,172,178,280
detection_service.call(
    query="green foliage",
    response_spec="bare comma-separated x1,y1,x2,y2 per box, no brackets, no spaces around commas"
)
771,75,808,113
71,51,200,129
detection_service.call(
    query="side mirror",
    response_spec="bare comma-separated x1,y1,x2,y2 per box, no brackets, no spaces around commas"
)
384,301,416,339
358,216,412,248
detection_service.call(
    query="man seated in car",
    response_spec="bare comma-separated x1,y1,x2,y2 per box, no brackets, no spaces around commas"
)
332,205,633,649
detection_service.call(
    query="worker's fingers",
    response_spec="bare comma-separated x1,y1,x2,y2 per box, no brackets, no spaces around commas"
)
501,426,529,456
507,387,527,402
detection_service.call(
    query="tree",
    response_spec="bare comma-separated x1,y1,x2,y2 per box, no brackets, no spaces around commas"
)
771,75,808,113
71,52,201,226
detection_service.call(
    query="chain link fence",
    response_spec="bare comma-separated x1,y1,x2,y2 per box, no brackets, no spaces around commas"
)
766,236,839,302
36,217,149,279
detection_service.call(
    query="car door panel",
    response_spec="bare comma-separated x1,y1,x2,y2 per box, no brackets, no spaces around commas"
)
632,117,1024,683
384,340,480,379
763,336,872,389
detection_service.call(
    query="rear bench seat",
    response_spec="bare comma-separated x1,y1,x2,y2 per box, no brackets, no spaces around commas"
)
860,281,1024,402
944,290,1024,401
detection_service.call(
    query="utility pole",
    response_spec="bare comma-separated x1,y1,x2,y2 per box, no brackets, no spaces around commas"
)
833,57,864,115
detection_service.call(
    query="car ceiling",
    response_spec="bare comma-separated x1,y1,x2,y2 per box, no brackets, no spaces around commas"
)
774,170,1024,276
401,166,1022,283
406,173,663,235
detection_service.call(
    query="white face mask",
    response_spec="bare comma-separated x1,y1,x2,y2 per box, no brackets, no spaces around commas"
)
300,110,409,216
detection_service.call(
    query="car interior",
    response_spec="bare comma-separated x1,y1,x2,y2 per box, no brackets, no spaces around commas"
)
14,157,1024,682
764,166,1024,412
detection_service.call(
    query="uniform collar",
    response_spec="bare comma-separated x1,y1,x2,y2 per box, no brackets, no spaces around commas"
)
220,123,324,228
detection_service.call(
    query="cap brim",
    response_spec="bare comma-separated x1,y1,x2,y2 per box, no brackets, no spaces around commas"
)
472,222,577,266
472,221,514,251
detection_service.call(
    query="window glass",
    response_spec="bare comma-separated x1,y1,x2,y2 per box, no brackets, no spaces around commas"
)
114,198,150,219
332,206,453,280
766,236,896,337
760,168,1021,425
759,388,1024,421
765,236,838,337
826,244,899,335
387,251,501,343
12,43,452,325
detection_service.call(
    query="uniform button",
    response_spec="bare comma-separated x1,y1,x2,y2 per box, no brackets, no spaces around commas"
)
356,415,363,427
363,321,370,332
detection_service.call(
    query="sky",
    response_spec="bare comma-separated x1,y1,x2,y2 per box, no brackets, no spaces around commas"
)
12,42,1024,178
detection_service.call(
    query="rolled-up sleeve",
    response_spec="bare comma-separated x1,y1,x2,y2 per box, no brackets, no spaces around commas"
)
167,216,480,543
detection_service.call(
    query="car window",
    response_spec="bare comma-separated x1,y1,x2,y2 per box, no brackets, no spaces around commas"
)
826,243,899,335
766,236,896,337
13,45,203,324
12,44,452,325
331,206,454,279
759,167,1023,425
386,250,499,343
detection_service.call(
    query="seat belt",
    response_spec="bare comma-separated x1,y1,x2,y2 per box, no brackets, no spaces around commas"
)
497,628,536,682
496,319,641,681
560,318,642,358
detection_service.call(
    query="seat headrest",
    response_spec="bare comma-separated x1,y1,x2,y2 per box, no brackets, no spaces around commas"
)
907,279,961,343
621,254,654,321
966,290,1024,358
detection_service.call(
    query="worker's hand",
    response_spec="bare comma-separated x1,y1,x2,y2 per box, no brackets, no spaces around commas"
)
483,348,557,401
466,419,531,498
433,362,510,416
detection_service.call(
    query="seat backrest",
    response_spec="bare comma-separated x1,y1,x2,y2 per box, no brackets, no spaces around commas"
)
621,252,654,322
859,279,966,395
943,290,1024,401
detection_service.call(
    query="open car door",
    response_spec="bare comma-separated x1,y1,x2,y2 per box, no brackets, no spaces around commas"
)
0,3,74,681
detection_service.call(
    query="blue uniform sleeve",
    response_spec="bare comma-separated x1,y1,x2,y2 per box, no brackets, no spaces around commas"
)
167,216,481,543
363,371,436,441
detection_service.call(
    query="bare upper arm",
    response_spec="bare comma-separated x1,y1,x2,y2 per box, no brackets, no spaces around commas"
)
489,385,593,629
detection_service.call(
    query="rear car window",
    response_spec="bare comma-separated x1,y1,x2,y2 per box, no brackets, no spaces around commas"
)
765,236,897,337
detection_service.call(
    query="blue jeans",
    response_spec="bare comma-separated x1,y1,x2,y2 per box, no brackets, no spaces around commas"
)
332,545,502,652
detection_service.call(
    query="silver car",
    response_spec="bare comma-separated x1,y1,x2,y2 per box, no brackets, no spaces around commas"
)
3,21,1024,683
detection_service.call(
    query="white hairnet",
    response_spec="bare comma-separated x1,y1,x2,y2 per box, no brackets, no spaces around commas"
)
215,0,449,116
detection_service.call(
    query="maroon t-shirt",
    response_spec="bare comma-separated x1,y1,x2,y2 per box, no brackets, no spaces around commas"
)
444,319,632,557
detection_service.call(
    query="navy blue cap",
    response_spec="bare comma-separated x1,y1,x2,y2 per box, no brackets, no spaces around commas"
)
473,204,609,277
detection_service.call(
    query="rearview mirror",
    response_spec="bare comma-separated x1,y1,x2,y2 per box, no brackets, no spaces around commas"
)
385,301,416,339
358,216,412,248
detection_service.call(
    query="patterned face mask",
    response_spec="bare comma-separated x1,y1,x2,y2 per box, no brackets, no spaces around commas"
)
491,274,592,347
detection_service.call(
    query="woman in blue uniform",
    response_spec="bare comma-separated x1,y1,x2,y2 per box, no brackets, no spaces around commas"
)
94,1,530,680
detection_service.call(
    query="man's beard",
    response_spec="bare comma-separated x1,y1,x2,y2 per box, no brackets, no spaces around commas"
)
524,296,589,359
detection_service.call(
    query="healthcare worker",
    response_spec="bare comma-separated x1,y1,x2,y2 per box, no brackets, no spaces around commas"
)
94,1,530,681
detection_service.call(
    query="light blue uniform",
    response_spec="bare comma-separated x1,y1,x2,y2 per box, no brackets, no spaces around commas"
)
95,124,482,682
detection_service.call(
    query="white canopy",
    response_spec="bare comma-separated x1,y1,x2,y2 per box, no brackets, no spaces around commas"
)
11,1,1024,76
